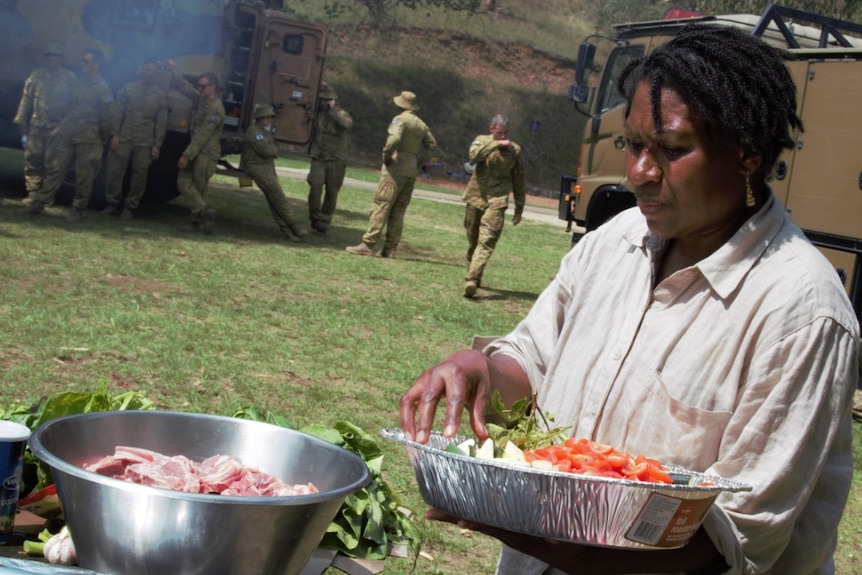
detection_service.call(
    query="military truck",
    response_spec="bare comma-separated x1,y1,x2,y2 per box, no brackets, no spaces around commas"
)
558,3,862,319
0,0,327,202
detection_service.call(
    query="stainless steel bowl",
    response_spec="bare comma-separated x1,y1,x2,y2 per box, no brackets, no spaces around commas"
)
28,411,371,575
384,429,752,549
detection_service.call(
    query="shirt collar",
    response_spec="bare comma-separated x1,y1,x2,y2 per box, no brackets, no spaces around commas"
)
623,194,787,299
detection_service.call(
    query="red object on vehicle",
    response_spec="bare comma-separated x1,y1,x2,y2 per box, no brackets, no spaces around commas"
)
663,7,703,20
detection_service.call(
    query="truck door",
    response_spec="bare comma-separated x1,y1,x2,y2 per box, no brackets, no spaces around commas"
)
254,14,327,146
783,57,862,311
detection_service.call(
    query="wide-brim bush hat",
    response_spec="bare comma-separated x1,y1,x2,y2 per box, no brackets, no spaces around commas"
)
393,91,419,111
254,104,276,119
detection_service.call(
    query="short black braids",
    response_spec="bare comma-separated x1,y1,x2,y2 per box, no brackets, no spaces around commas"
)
617,23,803,183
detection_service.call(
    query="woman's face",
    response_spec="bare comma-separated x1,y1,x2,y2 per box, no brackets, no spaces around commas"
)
624,81,750,249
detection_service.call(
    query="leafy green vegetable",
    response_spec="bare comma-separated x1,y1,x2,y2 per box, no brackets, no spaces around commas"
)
231,405,291,428
232,407,421,564
1,381,156,491
485,390,569,451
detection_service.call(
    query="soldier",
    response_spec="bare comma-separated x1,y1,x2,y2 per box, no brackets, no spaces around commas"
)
346,91,437,258
101,59,168,219
164,61,224,235
241,104,308,242
306,83,352,235
27,48,117,222
461,114,526,297
13,43,76,204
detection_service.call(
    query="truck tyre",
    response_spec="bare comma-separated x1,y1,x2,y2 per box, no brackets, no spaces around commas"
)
585,186,636,232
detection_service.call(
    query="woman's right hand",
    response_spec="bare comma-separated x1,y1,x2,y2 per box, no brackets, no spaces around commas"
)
399,349,494,444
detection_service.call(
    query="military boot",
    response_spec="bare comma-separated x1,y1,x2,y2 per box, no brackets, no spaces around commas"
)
463,280,478,298
289,224,309,240
27,201,46,215
200,208,216,235
281,228,301,243
65,208,83,223
380,247,396,259
345,242,376,257
100,204,120,216
310,220,329,236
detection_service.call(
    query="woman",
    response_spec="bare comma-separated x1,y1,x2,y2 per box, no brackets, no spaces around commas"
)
399,24,858,575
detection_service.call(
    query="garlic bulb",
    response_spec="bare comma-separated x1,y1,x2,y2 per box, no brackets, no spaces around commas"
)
42,526,77,565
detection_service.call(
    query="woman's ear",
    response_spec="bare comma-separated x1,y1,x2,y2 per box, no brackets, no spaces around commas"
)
738,147,763,179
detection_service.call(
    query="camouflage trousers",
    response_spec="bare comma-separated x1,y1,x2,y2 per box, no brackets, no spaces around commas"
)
36,133,105,210
177,154,216,219
306,158,346,226
361,172,416,251
105,143,153,210
22,124,61,194
245,163,299,232
464,203,507,283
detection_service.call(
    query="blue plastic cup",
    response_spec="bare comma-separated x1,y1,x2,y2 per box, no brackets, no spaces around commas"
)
0,421,30,541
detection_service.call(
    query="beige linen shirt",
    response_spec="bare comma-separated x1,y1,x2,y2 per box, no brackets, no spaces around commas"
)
487,196,858,575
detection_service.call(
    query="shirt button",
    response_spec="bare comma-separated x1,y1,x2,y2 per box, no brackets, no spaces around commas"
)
612,349,622,360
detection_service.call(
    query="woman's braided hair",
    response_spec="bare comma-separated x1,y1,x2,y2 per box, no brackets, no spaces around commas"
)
617,23,803,182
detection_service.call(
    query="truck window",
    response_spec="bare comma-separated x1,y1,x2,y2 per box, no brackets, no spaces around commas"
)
597,45,644,113
282,34,304,55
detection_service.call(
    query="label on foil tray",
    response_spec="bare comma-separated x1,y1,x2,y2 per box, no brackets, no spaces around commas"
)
625,493,714,547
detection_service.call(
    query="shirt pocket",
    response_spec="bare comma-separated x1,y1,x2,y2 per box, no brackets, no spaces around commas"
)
599,366,732,472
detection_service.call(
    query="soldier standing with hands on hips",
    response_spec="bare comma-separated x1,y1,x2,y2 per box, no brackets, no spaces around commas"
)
306,82,353,236
346,90,437,258
163,60,224,235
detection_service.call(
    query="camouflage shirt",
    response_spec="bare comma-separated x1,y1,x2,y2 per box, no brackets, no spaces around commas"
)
174,73,225,160
461,134,526,215
381,110,438,178
13,66,77,129
240,123,278,168
60,74,118,145
115,79,168,147
309,105,353,162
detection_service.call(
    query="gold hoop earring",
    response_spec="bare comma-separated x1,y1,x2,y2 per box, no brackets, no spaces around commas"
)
745,172,755,207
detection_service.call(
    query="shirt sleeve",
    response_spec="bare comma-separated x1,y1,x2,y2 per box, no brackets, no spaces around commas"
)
13,73,36,125
382,117,403,164
701,317,857,574
183,105,223,160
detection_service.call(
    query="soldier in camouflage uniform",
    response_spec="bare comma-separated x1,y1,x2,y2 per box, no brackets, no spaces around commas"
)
346,91,437,258
461,114,525,297
165,61,224,235
13,44,76,204
306,84,352,235
102,60,168,219
28,48,117,222
241,104,308,242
